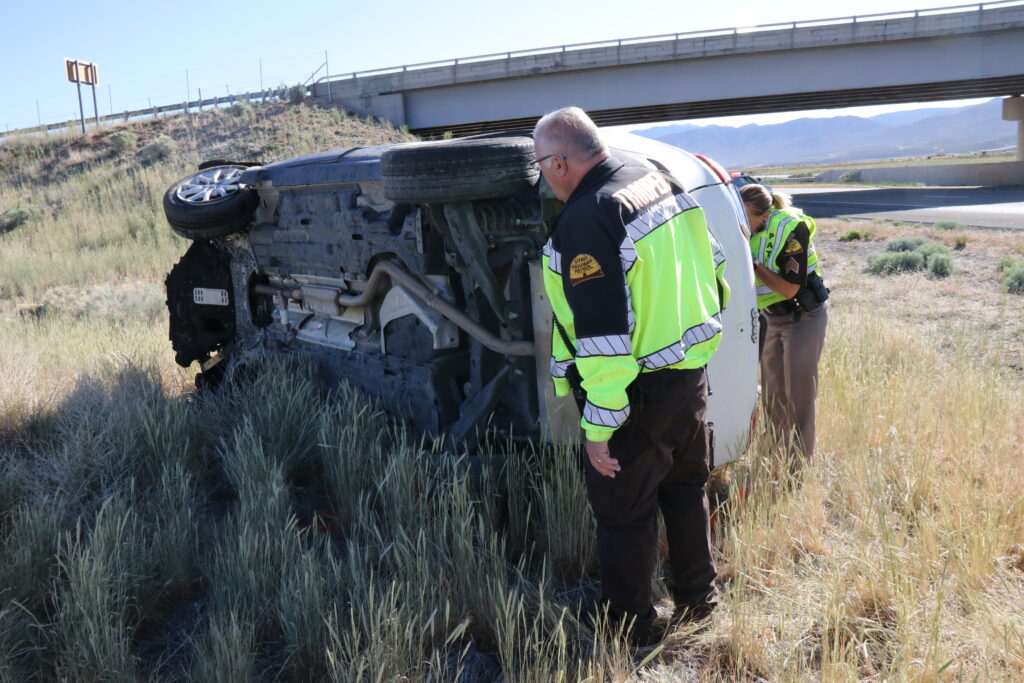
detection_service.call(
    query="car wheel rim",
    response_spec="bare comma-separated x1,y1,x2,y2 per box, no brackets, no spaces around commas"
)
175,167,243,204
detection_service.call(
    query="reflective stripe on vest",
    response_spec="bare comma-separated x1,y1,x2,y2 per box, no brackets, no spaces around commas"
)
584,400,630,429
637,313,723,371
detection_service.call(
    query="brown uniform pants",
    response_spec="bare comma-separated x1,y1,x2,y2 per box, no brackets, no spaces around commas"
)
580,366,719,636
760,302,829,461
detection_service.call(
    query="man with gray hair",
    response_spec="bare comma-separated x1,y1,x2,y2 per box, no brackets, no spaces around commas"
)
535,107,726,644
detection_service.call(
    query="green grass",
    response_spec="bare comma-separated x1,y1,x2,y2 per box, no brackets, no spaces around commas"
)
0,355,638,680
4,321,1017,679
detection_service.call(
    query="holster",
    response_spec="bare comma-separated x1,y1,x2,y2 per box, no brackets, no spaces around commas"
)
794,272,830,313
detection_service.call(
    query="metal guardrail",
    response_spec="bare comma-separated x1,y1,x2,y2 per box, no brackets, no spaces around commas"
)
315,0,1024,83
5,89,291,138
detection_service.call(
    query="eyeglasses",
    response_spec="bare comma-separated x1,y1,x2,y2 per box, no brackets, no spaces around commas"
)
532,152,566,170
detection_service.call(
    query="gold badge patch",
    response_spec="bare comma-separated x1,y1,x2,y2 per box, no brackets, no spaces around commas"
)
569,253,604,286
782,238,804,255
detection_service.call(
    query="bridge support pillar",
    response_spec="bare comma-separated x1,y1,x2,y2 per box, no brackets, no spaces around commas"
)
310,80,407,128
1003,96,1024,161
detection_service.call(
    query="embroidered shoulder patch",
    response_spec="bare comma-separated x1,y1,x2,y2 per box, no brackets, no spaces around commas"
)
569,253,605,286
783,238,804,255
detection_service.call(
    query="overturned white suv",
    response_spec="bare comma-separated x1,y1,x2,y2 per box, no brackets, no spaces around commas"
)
163,130,758,463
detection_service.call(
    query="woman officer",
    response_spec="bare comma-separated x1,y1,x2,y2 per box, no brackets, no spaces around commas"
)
740,184,829,464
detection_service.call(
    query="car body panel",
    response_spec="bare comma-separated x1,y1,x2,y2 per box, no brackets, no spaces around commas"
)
165,131,757,465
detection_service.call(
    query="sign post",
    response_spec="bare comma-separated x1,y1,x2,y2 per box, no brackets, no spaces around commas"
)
64,58,100,133
91,68,100,127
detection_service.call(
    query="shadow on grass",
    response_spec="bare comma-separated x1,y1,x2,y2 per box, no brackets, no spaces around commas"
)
1,354,671,681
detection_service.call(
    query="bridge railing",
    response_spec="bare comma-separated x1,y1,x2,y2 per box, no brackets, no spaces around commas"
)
316,0,1024,84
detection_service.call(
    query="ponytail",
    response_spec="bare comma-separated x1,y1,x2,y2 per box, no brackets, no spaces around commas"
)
770,191,801,214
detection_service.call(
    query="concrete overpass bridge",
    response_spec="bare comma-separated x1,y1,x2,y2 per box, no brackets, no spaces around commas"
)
312,0,1024,147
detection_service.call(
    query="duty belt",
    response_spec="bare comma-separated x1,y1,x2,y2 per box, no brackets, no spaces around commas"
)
764,300,797,316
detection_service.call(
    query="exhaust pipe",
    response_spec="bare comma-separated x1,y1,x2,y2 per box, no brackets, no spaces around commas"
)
254,260,535,357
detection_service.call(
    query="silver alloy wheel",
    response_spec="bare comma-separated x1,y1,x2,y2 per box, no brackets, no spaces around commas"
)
175,167,244,204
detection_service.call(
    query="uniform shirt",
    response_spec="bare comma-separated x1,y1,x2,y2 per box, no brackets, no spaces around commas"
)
752,209,821,309
542,156,726,441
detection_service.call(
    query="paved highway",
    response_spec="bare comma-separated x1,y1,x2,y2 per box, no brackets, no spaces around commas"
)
781,186,1024,230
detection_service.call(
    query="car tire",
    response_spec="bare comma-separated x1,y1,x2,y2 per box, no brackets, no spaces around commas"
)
163,165,258,240
381,137,539,203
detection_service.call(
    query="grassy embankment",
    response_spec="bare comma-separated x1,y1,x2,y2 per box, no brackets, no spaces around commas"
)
1,102,1023,680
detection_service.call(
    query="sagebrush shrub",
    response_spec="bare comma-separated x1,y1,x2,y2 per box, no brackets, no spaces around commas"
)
935,219,963,231
868,251,925,275
138,135,176,163
996,256,1017,273
887,237,927,252
915,242,950,264
1003,262,1024,294
228,101,253,118
288,85,307,104
108,131,136,155
928,253,952,277
0,207,32,234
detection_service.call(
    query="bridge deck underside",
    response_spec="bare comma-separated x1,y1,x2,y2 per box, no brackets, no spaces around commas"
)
410,74,1024,139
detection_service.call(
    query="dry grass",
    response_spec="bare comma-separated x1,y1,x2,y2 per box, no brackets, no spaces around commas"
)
818,218,1024,375
1,106,1022,680
0,102,414,299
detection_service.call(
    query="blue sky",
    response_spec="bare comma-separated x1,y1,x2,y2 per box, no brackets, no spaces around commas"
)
0,0,995,132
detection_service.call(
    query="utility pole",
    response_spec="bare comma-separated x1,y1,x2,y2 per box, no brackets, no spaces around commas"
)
325,50,332,102
186,70,191,114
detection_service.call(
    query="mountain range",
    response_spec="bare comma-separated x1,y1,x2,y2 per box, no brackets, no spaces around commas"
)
634,98,1016,168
